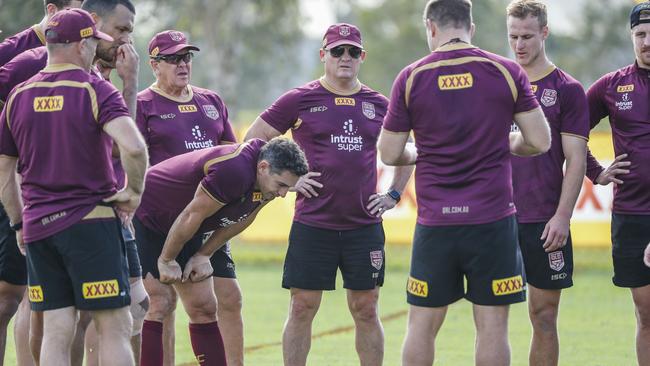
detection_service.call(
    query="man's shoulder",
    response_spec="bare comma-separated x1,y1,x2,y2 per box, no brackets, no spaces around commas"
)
358,84,389,106
136,86,156,101
594,64,637,87
190,85,226,105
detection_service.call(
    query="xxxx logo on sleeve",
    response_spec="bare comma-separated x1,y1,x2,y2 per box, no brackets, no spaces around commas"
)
492,275,524,296
407,276,428,298
82,280,119,299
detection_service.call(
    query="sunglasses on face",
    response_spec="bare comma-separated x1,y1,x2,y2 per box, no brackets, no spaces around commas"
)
326,46,363,59
154,52,194,65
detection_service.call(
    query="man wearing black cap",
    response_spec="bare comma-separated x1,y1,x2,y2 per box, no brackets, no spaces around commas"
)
585,2,650,364
245,23,413,366
0,8,147,366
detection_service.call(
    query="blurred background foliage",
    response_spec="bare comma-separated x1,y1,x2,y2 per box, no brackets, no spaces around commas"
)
0,0,638,129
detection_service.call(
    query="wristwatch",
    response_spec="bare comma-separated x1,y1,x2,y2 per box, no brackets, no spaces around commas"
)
9,221,22,231
386,189,401,203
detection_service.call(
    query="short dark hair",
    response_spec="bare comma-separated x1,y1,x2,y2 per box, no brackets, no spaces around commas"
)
506,0,548,28
44,0,80,9
82,0,135,17
259,137,309,177
424,0,473,31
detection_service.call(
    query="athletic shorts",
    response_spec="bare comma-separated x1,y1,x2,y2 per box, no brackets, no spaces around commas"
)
518,222,573,290
0,208,27,285
134,218,236,280
611,213,650,288
26,207,130,311
122,226,142,278
282,221,385,291
407,215,526,307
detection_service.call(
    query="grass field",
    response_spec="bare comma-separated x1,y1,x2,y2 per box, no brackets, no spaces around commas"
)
3,242,639,365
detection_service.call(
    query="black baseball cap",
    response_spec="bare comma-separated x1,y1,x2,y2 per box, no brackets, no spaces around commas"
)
630,1,650,29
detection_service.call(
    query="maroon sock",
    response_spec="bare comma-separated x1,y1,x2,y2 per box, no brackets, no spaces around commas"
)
140,320,164,366
189,321,227,365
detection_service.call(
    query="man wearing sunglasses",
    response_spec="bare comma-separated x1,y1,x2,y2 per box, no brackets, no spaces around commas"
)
245,23,413,366
136,30,242,366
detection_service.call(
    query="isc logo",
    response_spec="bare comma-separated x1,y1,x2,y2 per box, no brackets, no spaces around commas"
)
438,73,473,90
252,192,263,202
178,104,198,113
334,98,355,106
33,96,64,112
617,84,634,93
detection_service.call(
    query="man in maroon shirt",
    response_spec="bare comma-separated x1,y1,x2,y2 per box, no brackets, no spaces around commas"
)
245,23,413,366
585,2,650,364
0,9,147,366
135,138,308,366
379,1,550,365
506,2,589,365
0,0,83,67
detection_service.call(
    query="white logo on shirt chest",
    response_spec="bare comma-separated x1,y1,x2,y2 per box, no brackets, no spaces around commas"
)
202,105,219,120
616,92,633,111
184,125,215,150
330,119,363,152
309,105,328,113
159,113,176,120
540,89,557,107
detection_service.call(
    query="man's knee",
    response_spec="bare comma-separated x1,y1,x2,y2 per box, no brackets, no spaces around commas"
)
632,286,650,330
348,293,379,323
529,303,559,334
216,287,242,315
146,290,176,322
0,295,21,324
93,307,132,338
185,292,217,322
288,292,321,322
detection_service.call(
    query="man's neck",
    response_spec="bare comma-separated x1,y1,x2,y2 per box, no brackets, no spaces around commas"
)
434,30,471,51
322,75,359,94
38,16,48,33
637,59,650,70
155,81,189,98
522,54,553,81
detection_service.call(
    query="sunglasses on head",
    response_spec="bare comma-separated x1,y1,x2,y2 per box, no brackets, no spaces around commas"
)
154,52,194,65
326,46,363,59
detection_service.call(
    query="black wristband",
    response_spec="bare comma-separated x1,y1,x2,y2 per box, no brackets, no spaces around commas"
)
386,189,401,203
9,221,22,231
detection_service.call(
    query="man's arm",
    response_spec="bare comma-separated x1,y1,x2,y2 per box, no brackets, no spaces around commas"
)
160,185,225,263
102,116,148,216
541,135,587,252
0,155,22,225
114,43,139,119
510,107,551,156
182,203,267,282
377,129,417,166
244,117,283,141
